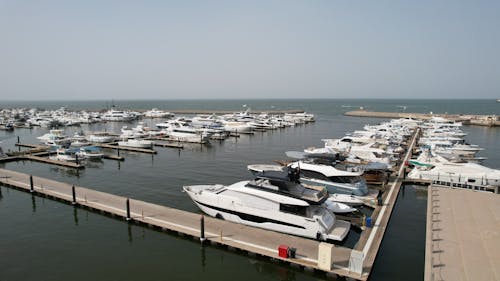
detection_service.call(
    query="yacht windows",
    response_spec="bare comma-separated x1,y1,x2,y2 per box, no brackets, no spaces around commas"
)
301,170,330,181
279,204,307,217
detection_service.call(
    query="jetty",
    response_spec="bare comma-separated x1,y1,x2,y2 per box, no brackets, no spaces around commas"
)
425,185,500,281
344,110,499,127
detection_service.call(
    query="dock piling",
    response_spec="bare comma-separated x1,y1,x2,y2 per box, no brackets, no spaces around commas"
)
17,136,20,144
72,185,76,205
29,174,34,193
126,198,131,221
200,215,206,243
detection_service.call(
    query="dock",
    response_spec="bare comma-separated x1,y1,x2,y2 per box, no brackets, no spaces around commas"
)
0,128,420,280
425,185,500,281
93,143,157,154
344,110,500,127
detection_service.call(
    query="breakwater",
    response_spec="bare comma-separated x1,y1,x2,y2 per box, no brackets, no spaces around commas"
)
344,110,499,126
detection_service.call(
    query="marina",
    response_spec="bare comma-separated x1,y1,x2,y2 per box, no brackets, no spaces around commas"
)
1,100,499,281
0,124,416,280
0,113,421,280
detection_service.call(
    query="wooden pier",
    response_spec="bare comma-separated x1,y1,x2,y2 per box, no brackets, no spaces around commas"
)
0,129,420,280
425,185,500,281
344,110,500,127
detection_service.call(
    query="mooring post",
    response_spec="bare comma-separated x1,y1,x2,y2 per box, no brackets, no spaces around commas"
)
126,198,131,221
17,136,20,144
200,215,206,243
29,174,34,193
72,185,76,205
117,149,120,157
75,154,79,165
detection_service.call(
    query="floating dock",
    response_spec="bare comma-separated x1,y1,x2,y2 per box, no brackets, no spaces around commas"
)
425,185,500,281
344,110,500,126
93,143,157,154
0,129,420,280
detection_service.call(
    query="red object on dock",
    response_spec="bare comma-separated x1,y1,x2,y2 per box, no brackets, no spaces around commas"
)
278,245,289,258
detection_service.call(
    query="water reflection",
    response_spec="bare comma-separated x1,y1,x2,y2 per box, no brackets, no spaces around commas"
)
73,207,79,226
31,194,36,212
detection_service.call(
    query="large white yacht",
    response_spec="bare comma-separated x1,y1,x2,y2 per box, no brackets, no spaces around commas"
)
161,120,212,143
37,129,71,147
407,161,500,191
183,180,350,241
101,109,134,122
117,138,154,148
143,108,174,118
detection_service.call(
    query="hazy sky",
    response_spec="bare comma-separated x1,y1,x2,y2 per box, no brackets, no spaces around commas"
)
1,0,499,100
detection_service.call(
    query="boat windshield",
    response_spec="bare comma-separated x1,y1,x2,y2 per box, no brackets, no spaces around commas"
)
268,179,328,204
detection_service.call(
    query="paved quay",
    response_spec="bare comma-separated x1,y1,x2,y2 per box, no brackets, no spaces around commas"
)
425,186,500,281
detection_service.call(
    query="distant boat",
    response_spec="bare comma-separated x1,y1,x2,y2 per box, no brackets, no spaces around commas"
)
497,99,500,103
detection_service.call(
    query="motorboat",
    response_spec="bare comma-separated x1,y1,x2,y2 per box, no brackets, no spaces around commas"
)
183,180,351,241
87,132,116,143
117,138,154,148
220,119,253,133
327,194,364,206
143,108,174,118
49,148,79,162
324,200,357,213
163,121,211,143
37,129,71,147
407,161,500,191
76,146,104,159
101,109,135,122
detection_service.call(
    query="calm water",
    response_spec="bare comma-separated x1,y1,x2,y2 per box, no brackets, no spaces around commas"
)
0,99,498,281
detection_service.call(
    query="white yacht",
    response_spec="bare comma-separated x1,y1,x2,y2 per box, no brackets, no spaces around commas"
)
117,138,154,148
50,148,79,162
101,109,134,122
143,108,174,118
37,130,71,147
163,121,211,143
220,119,253,133
407,161,500,191
76,146,104,159
183,180,350,241
87,132,116,143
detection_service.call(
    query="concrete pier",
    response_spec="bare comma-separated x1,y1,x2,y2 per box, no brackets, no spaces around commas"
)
425,186,500,281
344,110,499,126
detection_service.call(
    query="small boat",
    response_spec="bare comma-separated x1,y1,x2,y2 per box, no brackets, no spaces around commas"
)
328,193,364,206
50,148,79,162
324,200,357,213
77,146,104,159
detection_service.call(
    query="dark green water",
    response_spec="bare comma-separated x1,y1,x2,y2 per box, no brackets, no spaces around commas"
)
0,99,498,281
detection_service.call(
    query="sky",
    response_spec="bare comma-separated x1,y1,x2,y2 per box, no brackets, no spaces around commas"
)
0,0,499,100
